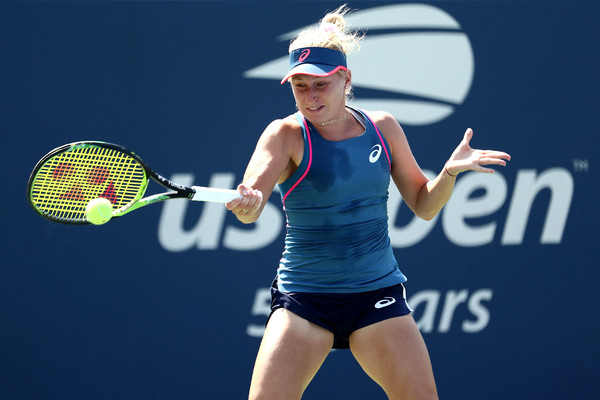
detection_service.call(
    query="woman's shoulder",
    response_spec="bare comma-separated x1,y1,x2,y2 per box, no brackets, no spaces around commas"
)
264,114,303,134
355,109,406,153
259,114,304,150
350,109,403,138
356,109,397,126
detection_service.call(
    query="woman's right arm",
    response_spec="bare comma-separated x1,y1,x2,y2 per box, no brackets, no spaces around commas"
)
226,117,303,224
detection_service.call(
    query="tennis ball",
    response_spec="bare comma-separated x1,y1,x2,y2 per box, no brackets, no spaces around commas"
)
86,198,113,225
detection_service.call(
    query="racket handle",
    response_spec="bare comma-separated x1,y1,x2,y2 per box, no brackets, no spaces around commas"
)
191,186,242,203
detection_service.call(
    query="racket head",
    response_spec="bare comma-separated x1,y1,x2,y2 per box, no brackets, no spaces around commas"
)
27,141,149,224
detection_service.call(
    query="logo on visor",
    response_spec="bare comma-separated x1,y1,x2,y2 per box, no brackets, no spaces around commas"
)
299,49,310,62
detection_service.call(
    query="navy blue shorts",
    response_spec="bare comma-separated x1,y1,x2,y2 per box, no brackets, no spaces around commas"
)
269,281,412,349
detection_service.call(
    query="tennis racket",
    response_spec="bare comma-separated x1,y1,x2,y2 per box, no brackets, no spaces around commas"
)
27,141,242,225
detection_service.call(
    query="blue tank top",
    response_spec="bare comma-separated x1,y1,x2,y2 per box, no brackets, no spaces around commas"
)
276,107,407,293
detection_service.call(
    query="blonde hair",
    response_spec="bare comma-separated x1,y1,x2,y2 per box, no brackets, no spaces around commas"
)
288,5,363,99
289,4,363,55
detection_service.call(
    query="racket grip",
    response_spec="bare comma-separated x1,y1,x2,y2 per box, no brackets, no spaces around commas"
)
191,186,242,203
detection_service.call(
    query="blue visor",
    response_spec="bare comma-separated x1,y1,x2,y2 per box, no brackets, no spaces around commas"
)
280,47,347,84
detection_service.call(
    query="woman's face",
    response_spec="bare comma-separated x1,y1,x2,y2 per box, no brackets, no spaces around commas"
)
290,71,350,125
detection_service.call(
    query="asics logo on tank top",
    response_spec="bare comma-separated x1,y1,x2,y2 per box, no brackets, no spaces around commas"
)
369,144,382,163
374,297,396,309
243,4,474,126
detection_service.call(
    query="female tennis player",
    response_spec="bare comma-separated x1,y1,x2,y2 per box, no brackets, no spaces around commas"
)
226,5,510,400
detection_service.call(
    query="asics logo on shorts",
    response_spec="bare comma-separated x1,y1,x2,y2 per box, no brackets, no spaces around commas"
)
369,144,382,163
374,296,396,309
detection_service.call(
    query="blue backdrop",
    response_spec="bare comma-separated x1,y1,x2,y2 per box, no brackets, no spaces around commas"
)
1,1,598,399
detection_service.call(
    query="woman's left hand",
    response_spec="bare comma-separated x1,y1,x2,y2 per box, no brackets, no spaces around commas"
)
445,128,511,177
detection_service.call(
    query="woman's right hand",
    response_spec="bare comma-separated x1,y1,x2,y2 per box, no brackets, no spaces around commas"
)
226,183,264,224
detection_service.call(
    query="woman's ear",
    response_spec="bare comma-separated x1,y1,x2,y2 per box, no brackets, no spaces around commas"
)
345,69,352,87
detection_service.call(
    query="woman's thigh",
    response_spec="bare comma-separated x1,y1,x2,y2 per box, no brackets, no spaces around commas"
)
249,308,334,400
349,314,438,400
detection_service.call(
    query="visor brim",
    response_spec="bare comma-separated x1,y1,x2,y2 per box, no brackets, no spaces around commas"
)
280,64,347,84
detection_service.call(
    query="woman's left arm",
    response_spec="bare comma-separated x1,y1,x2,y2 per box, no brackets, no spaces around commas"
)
374,112,511,221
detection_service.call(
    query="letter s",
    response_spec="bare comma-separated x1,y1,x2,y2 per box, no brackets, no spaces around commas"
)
462,289,492,333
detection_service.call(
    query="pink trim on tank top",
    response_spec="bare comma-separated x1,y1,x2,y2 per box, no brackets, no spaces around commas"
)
364,113,391,172
282,116,313,206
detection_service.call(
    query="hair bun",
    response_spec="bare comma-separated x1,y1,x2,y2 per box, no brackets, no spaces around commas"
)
289,4,363,55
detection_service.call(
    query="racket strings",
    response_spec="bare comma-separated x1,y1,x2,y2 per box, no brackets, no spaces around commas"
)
30,145,147,222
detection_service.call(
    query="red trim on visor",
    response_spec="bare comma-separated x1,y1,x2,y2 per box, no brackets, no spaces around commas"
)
280,65,347,84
